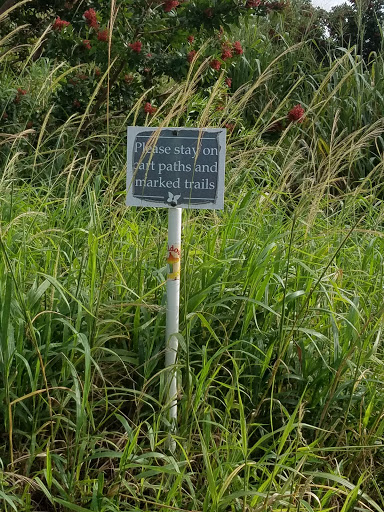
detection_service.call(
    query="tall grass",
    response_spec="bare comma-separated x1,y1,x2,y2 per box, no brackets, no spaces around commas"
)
1,8,384,512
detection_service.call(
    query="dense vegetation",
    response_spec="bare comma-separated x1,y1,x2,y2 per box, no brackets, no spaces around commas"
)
1,1,384,511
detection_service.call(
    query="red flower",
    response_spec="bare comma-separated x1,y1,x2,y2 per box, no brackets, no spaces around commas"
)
144,102,157,115
221,47,232,60
124,74,133,83
287,104,305,122
163,0,179,12
187,50,197,62
95,68,101,76
187,35,194,43
225,77,232,87
97,29,109,42
246,0,261,6
204,7,213,17
14,87,27,103
146,53,152,58
144,67,151,73
225,123,235,132
52,17,70,30
129,41,142,53
73,99,81,108
84,8,98,29
210,59,221,70
216,105,225,111
83,39,91,50
233,41,243,55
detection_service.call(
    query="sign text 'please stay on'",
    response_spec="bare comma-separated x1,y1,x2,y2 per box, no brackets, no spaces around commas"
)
126,127,226,209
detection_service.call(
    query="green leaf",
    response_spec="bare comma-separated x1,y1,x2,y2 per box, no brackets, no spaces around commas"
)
54,498,92,512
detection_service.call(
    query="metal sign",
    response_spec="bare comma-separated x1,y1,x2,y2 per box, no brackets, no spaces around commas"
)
126,125,227,452
126,126,226,209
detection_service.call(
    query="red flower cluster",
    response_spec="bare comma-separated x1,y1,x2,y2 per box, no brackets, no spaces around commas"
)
14,88,27,104
187,50,196,62
204,7,213,17
97,29,109,42
129,41,142,53
144,102,157,115
187,35,194,43
287,104,305,123
210,59,221,70
221,48,232,59
246,0,261,6
95,68,101,76
225,77,232,87
163,0,179,11
124,74,133,83
83,39,91,50
53,17,70,30
233,41,243,55
225,123,235,132
221,42,233,60
84,8,98,29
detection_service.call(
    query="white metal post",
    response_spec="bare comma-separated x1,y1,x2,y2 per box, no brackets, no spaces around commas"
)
165,207,182,449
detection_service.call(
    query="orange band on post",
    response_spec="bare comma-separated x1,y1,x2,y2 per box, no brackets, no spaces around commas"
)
167,244,181,280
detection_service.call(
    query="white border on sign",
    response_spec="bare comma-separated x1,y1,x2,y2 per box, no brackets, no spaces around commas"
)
126,126,226,210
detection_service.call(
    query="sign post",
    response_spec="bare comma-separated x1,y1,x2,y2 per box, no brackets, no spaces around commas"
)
164,206,181,450
127,127,226,450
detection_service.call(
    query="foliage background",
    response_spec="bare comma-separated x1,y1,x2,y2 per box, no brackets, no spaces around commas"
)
1,1,384,511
